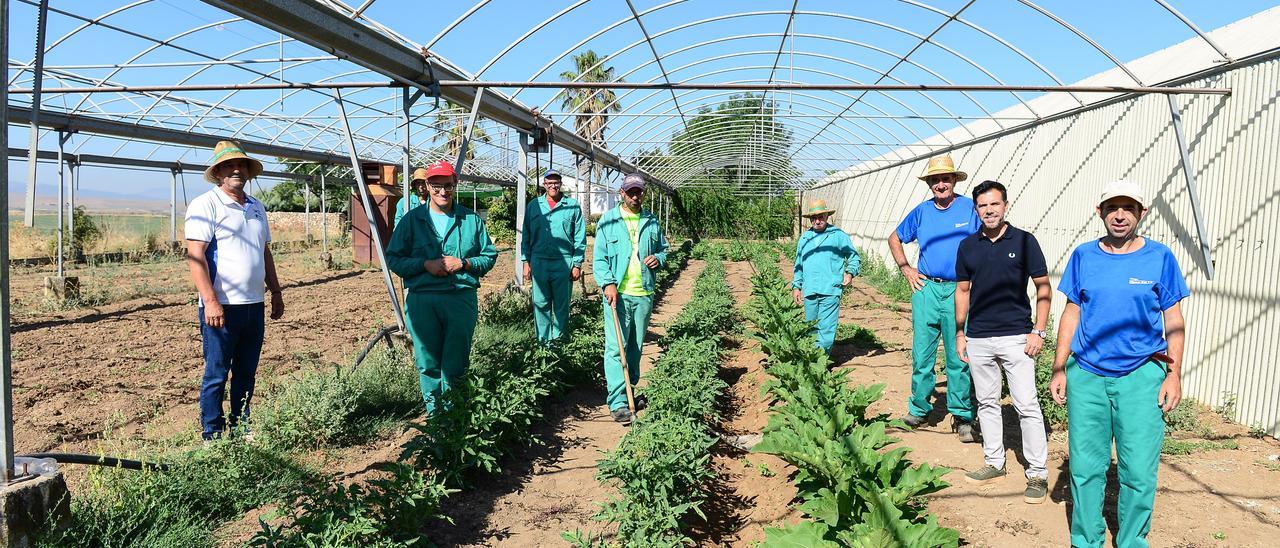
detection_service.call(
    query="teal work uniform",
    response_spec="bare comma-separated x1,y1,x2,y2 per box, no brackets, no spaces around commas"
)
386,202,497,414
1058,239,1189,548
521,194,587,343
792,225,861,354
896,196,981,422
592,205,668,412
393,193,424,227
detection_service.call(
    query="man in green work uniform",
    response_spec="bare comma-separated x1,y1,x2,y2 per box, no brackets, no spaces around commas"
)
888,154,982,442
394,166,429,227
791,198,861,356
386,160,498,414
593,173,669,425
522,169,587,344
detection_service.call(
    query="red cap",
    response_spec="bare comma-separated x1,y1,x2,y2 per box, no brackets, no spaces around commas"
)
424,160,456,179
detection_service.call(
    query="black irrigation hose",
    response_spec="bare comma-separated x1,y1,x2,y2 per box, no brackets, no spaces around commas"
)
19,452,172,472
350,325,402,370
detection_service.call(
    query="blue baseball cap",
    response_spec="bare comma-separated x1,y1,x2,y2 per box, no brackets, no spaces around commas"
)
621,173,646,191
543,169,562,180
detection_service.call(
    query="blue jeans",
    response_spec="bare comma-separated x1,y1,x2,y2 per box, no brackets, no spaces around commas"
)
199,302,265,440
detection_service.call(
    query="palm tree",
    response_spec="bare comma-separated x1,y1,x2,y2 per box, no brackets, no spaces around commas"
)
560,50,622,219
432,101,491,162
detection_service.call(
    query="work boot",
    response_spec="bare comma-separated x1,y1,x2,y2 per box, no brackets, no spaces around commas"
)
900,414,926,429
954,419,978,443
1024,477,1049,504
611,407,633,425
964,464,1007,484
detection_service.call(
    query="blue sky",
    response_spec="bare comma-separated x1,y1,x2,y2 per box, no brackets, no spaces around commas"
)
7,0,1278,205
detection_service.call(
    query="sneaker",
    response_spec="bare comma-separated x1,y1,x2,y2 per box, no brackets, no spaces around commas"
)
901,414,927,428
964,464,1007,484
610,407,633,424
1024,477,1049,504
954,420,978,443
634,394,649,412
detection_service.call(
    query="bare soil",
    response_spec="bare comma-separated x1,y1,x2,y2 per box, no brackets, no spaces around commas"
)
830,276,1280,547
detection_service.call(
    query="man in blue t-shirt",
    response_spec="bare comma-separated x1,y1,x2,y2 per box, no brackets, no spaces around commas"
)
888,154,982,442
954,180,1052,504
1049,180,1189,548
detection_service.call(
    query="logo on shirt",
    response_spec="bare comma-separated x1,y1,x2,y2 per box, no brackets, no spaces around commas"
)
1128,277,1155,285
1008,252,1017,259
954,222,968,228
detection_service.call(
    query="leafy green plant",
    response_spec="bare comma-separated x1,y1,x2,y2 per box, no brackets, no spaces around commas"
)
835,322,884,350
746,257,958,547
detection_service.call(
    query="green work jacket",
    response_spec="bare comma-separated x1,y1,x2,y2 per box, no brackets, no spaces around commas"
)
792,225,861,297
592,206,669,293
393,194,424,228
520,195,586,266
386,203,498,292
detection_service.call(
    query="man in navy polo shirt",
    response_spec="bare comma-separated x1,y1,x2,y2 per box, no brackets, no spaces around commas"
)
185,141,284,441
888,154,981,441
954,180,1052,504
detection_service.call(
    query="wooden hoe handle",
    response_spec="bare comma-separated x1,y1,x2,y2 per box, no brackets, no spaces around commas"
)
608,301,637,414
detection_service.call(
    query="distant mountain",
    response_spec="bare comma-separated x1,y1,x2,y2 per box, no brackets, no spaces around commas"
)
8,182,176,213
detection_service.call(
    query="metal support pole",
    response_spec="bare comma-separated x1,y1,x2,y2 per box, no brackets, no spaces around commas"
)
402,87,414,217
1166,94,1215,280
68,159,76,260
22,0,49,227
335,90,406,332
516,132,531,286
319,173,328,253
170,169,178,243
455,88,486,173
1,0,14,483
303,175,311,240
55,130,67,277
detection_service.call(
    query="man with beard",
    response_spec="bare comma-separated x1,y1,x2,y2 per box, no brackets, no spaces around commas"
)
185,140,284,441
521,169,587,344
888,154,981,442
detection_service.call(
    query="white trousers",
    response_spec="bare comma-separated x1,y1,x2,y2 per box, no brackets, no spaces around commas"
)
968,334,1048,479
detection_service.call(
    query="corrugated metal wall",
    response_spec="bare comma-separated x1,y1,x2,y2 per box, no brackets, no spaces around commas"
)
811,55,1280,436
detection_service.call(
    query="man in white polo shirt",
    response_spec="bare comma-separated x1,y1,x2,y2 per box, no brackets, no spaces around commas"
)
184,140,284,441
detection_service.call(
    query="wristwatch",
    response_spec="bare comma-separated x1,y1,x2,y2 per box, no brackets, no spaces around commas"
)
1030,329,1047,338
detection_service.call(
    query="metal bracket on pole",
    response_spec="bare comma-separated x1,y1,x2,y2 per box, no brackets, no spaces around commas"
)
515,131,531,287
454,87,486,173
334,90,406,333
1166,94,1215,280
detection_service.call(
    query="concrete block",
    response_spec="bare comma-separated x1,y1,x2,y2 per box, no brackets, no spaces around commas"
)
1,473,71,548
41,276,80,301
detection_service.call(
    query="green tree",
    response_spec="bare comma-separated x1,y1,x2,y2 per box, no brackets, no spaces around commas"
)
269,161,353,215
560,49,622,219
431,100,492,162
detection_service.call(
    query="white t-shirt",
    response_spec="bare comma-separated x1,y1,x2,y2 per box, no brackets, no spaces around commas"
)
184,187,272,305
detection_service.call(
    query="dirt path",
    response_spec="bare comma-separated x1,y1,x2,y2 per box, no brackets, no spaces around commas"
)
10,248,516,455
828,273,1280,547
693,260,802,546
422,259,709,546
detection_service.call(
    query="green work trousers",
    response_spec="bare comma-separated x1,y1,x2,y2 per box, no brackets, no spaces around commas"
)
1066,357,1166,548
602,293,653,411
803,294,841,355
405,289,478,414
908,280,973,421
531,257,573,343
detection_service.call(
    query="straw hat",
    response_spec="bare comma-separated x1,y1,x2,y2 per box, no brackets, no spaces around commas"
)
801,198,836,218
917,154,968,182
203,140,263,184
411,167,430,182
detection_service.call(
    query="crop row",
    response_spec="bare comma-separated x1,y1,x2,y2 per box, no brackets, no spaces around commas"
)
745,257,960,547
569,259,736,548
40,243,692,547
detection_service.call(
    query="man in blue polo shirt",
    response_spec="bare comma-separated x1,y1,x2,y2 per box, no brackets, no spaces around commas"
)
185,140,284,441
1049,180,1189,548
888,154,981,441
954,180,1052,504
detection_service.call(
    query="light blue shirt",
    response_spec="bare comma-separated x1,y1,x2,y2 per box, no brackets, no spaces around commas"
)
792,226,861,297
429,209,451,238
895,196,981,280
1058,239,1190,377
